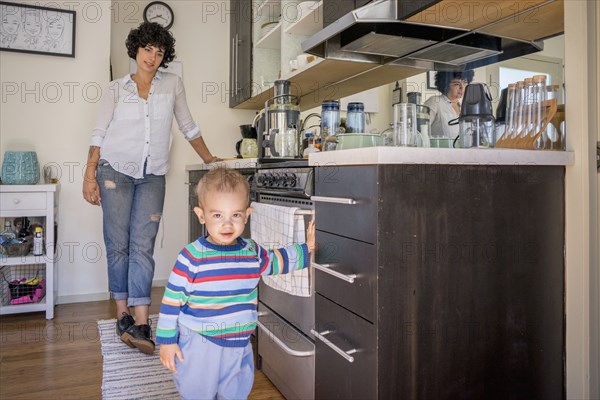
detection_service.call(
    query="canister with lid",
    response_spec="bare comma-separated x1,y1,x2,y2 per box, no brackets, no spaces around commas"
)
346,102,365,133
321,100,340,151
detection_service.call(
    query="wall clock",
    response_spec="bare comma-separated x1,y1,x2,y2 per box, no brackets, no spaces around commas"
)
143,1,174,30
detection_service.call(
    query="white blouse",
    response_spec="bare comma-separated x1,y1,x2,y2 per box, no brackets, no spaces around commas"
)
91,71,201,179
424,94,460,139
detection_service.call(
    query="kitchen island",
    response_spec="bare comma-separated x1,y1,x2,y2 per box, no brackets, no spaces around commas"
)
308,147,572,399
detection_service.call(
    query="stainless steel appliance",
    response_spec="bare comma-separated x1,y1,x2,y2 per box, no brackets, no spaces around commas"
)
302,0,543,71
253,160,315,400
257,80,302,160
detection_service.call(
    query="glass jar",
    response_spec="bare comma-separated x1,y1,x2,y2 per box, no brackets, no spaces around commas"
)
346,102,365,133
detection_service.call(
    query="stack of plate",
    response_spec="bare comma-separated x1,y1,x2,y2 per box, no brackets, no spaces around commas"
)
260,21,279,39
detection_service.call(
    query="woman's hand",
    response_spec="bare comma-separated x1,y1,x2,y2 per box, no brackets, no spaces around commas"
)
306,220,315,253
205,155,223,164
160,343,184,373
82,178,101,206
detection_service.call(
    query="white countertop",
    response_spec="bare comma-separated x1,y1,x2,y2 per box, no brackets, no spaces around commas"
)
308,147,574,166
186,158,258,171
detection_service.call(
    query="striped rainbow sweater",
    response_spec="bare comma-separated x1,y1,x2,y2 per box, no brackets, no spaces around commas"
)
156,236,309,347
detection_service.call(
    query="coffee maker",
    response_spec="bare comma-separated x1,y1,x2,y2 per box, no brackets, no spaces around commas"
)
235,125,258,158
257,80,301,159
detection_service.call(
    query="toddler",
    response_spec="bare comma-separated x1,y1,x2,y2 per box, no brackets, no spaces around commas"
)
157,166,315,399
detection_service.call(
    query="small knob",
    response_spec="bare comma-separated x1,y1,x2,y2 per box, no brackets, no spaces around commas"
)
13,198,20,204
286,173,297,187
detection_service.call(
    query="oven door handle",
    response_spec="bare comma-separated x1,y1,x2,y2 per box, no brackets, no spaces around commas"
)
310,329,356,363
256,320,315,357
311,262,356,283
310,195,356,205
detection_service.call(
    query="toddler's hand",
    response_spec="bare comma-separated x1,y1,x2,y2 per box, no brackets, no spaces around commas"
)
160,343,184,373
306,220,315,253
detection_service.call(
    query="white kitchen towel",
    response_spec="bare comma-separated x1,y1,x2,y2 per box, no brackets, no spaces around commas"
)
250,202,310,297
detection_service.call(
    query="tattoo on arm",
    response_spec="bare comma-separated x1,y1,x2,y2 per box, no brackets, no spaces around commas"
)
88,146,99,161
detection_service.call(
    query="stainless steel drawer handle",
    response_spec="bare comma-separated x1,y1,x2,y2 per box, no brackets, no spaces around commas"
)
256,320,314,357
311,262,356,283
310,329,356,363
310,196,356,205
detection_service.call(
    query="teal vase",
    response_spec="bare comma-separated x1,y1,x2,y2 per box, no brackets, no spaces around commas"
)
1,151,40,185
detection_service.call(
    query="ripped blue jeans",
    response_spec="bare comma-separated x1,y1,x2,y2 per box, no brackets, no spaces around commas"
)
97,160,165,306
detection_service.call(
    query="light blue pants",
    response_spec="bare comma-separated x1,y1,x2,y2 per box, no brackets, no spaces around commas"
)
97,160,165,307
173,324,254,400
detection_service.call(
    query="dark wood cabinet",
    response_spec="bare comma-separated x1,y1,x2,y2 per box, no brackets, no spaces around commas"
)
313,164,565,399
229,0,252,108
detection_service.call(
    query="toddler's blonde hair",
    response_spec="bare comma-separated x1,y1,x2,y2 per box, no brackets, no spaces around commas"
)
195,167,250,207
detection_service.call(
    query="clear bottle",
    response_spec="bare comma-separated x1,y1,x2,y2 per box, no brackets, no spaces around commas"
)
501,83,516,141
512,81,526,139
1,220,17,243
33,227,44,256
520,77,534,139
531,75,547,149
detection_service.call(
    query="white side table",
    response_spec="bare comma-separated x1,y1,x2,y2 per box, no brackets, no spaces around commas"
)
0,184,59,319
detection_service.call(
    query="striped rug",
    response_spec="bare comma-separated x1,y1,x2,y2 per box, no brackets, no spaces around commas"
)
97,315,179,400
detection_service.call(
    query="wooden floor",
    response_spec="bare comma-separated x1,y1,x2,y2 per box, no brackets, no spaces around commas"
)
0,287,284,400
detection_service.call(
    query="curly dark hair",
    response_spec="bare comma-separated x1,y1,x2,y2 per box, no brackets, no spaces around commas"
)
434,70,475,95
125,22,176,68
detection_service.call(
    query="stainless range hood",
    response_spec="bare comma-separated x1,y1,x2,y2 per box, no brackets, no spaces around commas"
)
302,0,543,70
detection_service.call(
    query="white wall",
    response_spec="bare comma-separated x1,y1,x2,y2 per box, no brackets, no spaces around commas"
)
1,0,255,303
1,0,111,302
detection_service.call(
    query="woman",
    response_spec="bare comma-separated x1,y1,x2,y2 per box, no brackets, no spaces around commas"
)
82,22,220,354
424,70,475,139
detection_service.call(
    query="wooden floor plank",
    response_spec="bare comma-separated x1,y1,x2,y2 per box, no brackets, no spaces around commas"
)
0,287,284,400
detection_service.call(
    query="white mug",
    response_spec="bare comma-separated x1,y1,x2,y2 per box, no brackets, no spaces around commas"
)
296,53,309,68
289,59,298,72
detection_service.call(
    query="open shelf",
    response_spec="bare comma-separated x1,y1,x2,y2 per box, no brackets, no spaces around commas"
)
1,254,48,266
255,22,282,49
284,1,323,36
255,0,280,16
0,298,46,315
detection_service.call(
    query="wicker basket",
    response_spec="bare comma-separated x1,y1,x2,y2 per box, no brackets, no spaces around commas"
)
0,239,32,257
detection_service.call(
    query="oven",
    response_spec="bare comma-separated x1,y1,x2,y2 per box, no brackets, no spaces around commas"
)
253,160,315,400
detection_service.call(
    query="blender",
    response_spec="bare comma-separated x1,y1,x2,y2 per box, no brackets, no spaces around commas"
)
454,83,495,148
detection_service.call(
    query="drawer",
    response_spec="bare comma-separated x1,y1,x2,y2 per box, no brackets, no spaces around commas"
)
314,166,378,244
314,231,376,322
314,294,376,400
0,192,46,211
258,302,315,400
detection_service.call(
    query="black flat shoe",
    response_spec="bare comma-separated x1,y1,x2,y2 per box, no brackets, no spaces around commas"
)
121,323,155,355
116,313,135,348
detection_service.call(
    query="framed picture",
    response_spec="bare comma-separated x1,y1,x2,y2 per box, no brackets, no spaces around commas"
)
426,71,437,90
0,1,75,57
